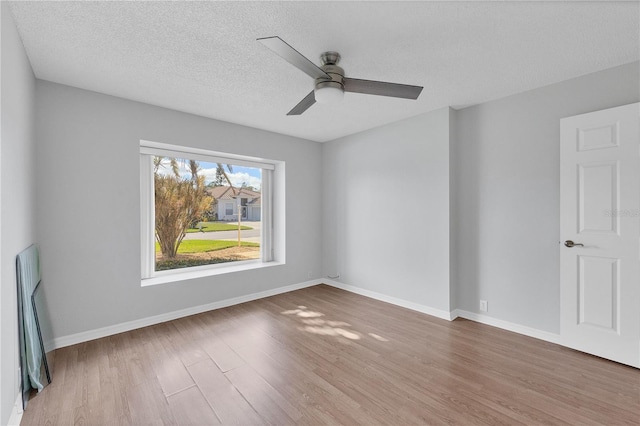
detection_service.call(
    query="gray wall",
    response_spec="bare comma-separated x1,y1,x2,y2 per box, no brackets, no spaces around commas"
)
448,109,458,312
454,61,640,333
321,62,639,334
1,3,37,424
35,81,323,340
322,108,452,313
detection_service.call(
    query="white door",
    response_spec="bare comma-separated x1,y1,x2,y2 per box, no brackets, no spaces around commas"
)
560,102,640,368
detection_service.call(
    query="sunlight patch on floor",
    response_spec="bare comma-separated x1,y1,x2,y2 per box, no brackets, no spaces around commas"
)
282,305,389,343
368,333,389,342
301,326,361,339
301,319,351,327
281,308,324,318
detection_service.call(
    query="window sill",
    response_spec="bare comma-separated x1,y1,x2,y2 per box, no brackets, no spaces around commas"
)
141,260,284,287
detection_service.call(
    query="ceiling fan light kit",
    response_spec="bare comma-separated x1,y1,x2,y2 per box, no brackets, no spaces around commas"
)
257,36,423,115
314,83,344,104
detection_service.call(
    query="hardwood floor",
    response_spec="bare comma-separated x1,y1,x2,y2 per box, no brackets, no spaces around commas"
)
21,284,640,425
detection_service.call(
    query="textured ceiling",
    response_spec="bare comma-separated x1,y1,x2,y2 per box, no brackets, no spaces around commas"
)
7,1,640,142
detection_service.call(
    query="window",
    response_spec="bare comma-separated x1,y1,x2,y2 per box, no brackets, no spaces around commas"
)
140,140,279,283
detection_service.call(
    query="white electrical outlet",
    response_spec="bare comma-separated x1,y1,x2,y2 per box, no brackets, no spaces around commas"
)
480,300,488,312
307,271,313,279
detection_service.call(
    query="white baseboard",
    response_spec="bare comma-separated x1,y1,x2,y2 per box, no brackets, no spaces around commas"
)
451,309,562,345
323,279,455,321
7,392,23,426
44,278,561,355
45,279,322,352
323,280,561,346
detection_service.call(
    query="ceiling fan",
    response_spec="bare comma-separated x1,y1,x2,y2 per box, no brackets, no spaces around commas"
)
257,36,424,116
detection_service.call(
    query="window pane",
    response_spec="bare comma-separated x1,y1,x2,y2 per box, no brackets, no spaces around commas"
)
153,156,261,272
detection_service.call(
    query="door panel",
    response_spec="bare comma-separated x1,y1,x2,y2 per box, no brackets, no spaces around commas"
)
578,255,618,331
578,161,618,234
578,123,618,151
560,102,640,368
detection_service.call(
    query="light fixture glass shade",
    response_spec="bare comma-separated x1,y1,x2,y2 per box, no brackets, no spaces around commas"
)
314,85,344,104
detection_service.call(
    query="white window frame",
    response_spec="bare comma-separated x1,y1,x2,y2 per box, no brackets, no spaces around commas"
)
140,140,282,286
225,202,234,216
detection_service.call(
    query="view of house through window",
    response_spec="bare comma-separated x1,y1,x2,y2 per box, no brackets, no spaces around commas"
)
153,156,262,272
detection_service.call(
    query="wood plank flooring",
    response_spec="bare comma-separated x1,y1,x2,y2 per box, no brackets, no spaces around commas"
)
21,284,640,425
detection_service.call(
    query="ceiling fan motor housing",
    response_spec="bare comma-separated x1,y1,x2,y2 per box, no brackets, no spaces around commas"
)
316,51,344,91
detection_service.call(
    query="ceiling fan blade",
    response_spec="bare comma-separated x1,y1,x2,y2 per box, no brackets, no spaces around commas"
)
287,91,316,116
258,36,330,81
343,78,423,100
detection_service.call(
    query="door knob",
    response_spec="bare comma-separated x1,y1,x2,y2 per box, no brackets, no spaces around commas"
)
564,240,584,248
